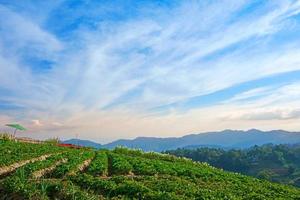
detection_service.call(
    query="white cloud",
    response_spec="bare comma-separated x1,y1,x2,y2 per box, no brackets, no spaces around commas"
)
227,86,276,102
32,119,43,126
0,5,62,54
0,5,63,109
48,0,300,111
1,1,300,141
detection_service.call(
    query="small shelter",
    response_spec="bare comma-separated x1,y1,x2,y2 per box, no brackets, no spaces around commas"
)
5,124,26,137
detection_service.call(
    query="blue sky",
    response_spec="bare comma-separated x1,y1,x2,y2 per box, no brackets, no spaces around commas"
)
1,0,300,143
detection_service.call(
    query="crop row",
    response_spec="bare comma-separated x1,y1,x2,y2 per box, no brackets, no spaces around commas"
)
39,180,101,200
108,153,133,175
0,140,64,167
0,149,99,200
86,150,108,176
113,152,211,178
1,153,68,199
1,140,300,200
69,171,300,200
1,179,101,200
113,147,188,163
50,149,95,178
83,152,300,199
69,173,184,200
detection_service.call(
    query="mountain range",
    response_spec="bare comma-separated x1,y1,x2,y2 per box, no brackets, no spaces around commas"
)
63,129,300,152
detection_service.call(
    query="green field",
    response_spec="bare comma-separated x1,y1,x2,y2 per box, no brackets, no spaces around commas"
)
0,139,300,200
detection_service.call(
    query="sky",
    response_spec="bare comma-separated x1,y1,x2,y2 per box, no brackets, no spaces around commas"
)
1,0,300,143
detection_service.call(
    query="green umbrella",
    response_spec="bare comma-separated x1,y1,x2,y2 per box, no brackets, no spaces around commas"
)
6,124,26,137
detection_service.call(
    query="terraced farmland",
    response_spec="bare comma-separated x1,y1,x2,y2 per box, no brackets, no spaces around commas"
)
0,139,300,199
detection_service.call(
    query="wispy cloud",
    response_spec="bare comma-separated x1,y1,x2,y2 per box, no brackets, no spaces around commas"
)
1,0,300,142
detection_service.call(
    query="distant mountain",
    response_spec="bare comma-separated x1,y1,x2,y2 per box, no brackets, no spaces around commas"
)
64,129,300,152
63,139,102,149
103,129,300,151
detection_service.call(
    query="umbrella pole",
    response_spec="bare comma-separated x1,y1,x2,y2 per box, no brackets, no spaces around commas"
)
13,128,17,137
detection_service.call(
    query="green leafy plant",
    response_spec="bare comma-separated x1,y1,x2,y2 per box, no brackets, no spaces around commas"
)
1,140,300,199
86,150,108,176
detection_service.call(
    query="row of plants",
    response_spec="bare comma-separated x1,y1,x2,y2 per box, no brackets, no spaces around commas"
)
68,151,300,199
0,179,49,200
69,173,184,200
1,140,300,199
108,153,133,175
50,149,95,178
0,139,64,167
86,150,108,176
0,179,102,200
40,180,101,200
111,152,300,199
117,152,213,178
0,153,69,199
0,146,103,200
113,147,188,163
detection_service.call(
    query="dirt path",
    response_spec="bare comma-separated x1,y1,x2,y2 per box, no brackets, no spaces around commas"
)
67,157,94,176
0,154,53,177
32,158,67,179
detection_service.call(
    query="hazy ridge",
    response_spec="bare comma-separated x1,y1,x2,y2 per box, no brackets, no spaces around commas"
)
64,129,300,151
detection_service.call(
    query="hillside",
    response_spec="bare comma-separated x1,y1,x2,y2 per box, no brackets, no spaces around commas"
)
63,139,102,149
65,129,300,151
166,143,300,187
0,139,300,199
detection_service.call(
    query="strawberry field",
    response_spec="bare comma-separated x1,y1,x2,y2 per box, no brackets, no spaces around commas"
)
0,139,300,200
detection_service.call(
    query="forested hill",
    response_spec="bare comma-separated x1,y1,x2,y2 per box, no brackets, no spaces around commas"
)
1,139,300,199
165,143,300,187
